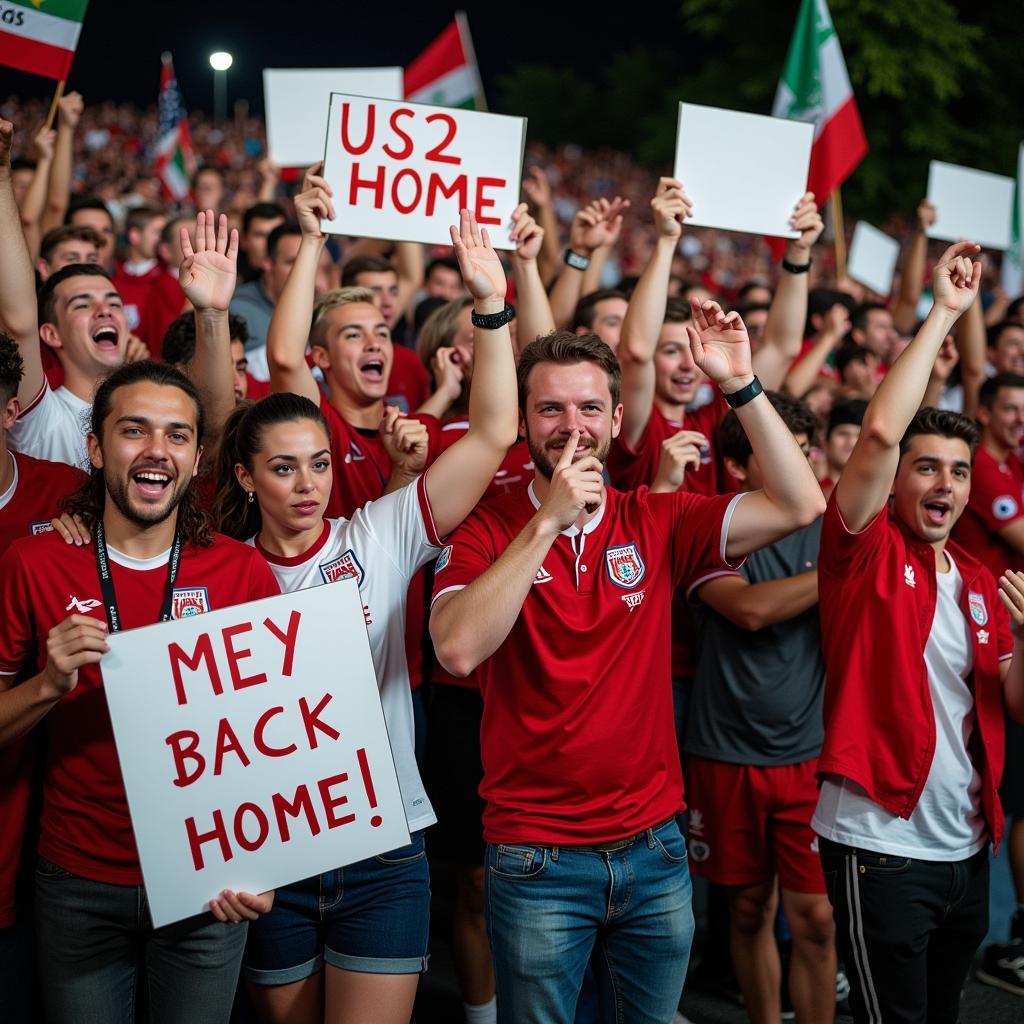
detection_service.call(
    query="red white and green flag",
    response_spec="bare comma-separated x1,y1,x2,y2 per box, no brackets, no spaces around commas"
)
0,0,89,81
154,52,195,203
404,12,486,110
772,0,867,201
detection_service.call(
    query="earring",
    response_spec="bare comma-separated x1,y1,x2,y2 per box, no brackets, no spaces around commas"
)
246,490,254,504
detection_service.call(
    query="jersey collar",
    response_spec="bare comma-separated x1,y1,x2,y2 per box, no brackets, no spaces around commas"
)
527,479,607,538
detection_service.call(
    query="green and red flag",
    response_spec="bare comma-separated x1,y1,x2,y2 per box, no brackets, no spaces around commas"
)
0,0,89,80
404,12,486,110
772,0,867,202
154,52,195,203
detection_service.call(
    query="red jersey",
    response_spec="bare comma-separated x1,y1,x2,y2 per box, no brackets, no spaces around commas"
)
111,260,166,334
387,345,431,413
137,272,186,359
432,482,743,844
319,395,440,688
0,452,85,926
818,497,1012,847
952,446,1024,581
0,530,280,885
608,394,728,497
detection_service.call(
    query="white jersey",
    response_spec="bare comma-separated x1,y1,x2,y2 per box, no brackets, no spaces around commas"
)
248,473,442,833
9,382,91,471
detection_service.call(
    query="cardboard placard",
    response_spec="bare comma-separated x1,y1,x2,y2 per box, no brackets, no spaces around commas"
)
320,93,526,248
263,68,404,167
847,221,901,296
673,102,813,239
102,581,408,928
926,161,1014,251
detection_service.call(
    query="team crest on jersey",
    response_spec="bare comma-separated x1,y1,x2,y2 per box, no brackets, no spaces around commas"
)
172,588,210,618
993,495,1019,521
30,520,53,535
605,543,645,589
968,591,988,626
343,442,366,464
534,565,553,585
435,545,453,573
688,839,711,862
320,548,365,586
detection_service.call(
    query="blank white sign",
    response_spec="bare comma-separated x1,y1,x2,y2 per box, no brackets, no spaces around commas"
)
847,221,901,297
673,103,813,239
264,68,403,167
926,161,1014,251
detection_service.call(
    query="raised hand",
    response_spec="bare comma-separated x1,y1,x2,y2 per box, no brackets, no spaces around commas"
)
916,199,937,232
179,210,238,312
522,165,552,209
651,177,693,240
570,196,630,255
450,207,507,304
380,405,429,478
685,298,753,389
931,241,982,318
431,346,465,403
57,91,84,129
33,126,56,162
652,430,707,492
42,614,109,700
511,204,543,263
294,163,336,239
786,192,824,259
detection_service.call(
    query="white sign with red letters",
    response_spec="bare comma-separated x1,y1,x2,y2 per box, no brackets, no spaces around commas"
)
320,93,526,248
102,580,407,928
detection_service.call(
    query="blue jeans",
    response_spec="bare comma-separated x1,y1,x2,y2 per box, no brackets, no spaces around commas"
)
34,857,247,1024
484,818,694,1024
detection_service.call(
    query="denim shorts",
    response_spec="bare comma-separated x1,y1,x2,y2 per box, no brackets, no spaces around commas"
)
242,832,429,985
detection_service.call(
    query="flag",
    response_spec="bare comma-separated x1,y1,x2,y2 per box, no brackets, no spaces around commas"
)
1002,142,1024,298
772,0,867,203
404,12,485,110
0,0,88,80
154,52,195,203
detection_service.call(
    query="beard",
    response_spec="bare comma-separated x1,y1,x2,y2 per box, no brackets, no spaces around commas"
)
527,431,612,481
104,470,191,529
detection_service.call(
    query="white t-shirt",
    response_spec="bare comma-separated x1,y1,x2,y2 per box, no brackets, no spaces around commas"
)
248,474,442,833
813,552,987,860
9,383,91,471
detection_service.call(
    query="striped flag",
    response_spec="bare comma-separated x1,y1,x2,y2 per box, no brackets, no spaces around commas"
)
772,0,867,202
1002,143,1024,298
154,52,195,203
0,0,88,81
404,12,485,110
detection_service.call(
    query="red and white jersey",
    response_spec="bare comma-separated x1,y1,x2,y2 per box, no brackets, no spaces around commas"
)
8,382,92,470
0,451,86,927
249,474,442,832
432,481,744,846
0,531,280,885
953,445,1024,581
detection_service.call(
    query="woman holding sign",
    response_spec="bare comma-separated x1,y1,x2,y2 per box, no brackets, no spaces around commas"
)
213,203,520,1024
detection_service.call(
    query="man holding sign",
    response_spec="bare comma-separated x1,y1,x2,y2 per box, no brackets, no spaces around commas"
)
0,360,280,1023
430,309,825,1021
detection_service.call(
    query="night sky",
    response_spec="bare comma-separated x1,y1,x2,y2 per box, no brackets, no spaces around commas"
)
0,3,685,115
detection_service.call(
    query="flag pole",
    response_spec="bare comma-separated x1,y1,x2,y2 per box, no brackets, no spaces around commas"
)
830,187,847,279
455,10,487,112
44,80,66,131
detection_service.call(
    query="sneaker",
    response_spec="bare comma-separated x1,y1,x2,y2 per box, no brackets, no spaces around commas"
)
976,939,1024,996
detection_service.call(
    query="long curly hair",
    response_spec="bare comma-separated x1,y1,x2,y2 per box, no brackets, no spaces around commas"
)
60,360,213,547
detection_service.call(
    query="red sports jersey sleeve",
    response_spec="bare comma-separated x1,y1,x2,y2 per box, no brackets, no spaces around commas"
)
967,450,1024,533
819,493,890,580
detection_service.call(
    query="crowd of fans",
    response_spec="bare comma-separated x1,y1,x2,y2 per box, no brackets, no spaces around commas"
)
0,88,1023,1024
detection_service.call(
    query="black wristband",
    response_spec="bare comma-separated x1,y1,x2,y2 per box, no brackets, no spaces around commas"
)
471,304,515,330
722,376,764,409
781,256,812,274
564,248,591,271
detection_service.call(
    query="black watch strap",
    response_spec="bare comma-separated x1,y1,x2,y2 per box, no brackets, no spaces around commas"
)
564,248,591,271
722,376,764,409
781,256,812,274
471,304,515,330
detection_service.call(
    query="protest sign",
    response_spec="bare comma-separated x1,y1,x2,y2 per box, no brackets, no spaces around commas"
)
263,68,404,167
102,580,407,928
673,103,813,239
847,221,900,296
320,93,526,248
926,161,1014,251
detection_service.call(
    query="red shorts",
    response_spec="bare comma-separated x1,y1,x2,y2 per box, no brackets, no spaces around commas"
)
684,755,825,894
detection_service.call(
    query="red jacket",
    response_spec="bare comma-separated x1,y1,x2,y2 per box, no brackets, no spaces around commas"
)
818,496,1012,849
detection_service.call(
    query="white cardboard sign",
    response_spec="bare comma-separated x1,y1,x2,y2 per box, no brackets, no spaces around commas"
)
102,581,408,928
847,221,901,297
320,93,526,248
926,161,1014,251
263,68,404,167
673,102,813,239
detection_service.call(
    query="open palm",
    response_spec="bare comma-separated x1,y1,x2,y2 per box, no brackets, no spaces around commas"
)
450,209,506,301
180,210,238,312
685,299,752,385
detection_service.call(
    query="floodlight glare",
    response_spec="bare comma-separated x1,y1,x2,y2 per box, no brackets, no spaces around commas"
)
209,52,233,72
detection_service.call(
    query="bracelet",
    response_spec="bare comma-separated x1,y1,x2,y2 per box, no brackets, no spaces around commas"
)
564,248,591,271
781,256,812,274
471,304,515,330
722,375,764,409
